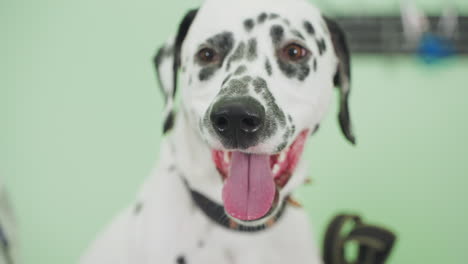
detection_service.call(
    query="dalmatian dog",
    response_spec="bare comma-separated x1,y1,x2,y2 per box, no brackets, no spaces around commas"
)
80,0,355,263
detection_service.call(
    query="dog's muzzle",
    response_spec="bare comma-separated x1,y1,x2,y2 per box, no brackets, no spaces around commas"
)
210,96,265,149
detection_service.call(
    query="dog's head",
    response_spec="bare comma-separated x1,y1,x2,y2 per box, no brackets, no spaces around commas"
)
155,0,354,225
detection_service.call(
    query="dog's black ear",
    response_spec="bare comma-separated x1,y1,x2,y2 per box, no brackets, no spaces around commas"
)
154,9,198,134
324,16,356,145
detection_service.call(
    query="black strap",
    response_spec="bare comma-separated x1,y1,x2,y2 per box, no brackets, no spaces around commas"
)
323,214,396,264
181,177,288,233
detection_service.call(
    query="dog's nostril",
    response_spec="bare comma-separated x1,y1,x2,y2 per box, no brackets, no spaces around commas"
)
215,115,229,132
240,116,261,133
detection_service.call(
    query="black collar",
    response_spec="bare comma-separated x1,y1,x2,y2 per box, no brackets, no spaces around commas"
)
181,178,288,233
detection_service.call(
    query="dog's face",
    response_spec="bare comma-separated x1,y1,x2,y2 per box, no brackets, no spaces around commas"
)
155,0,354,225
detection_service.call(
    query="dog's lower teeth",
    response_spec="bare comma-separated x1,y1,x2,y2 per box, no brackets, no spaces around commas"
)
223,151,230,163
272,164,280,175
278,151,287,163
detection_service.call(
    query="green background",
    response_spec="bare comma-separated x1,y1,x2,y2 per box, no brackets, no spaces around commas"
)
1,0,467,263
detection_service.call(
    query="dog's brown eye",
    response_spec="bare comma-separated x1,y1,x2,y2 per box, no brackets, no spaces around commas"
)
282,43,309,61
197,47,218,63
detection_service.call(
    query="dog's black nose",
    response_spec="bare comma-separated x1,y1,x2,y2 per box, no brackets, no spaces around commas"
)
210,97,265,148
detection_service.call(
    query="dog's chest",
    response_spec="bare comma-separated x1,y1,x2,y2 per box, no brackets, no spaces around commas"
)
133,196,319,264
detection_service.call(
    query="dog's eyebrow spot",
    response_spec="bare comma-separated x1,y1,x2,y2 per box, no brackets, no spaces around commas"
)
234,65,247,76
258,13,268,23
265,59,272,76
303,21,315,35
247,38,258,61
291,30,305,40
206,31,234,56
198,32,235,81
270,25,284,45
244,19,255,32
226,42,246,71
316,38,327,55
176,255,186,264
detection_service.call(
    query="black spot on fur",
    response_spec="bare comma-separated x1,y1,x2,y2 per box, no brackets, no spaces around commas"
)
206,32,234,59
317,38,327,55
168,165,176,172
282,128,291,142
244,19,254,32
275,142,287,152
304,21,315,35
312,124,320,134
163,111,175,134
291,30,305,40
154,45,174,67
199,67,217,81
288,114,293,123
220,78,250,96
269,13,279,20
276,57,311,81
240,75,252,83
252,77,267,94
258,13,267,23
247,38,257,61
176,255,186,264
265,59,272,76
134,202,143,215
313,58,317,72
253,77,286,129
270,25,284,45
234,65,247,75
226,42,246,71
197,240,205,248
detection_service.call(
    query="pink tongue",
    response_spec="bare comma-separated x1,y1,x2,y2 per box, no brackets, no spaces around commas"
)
222,152,276,221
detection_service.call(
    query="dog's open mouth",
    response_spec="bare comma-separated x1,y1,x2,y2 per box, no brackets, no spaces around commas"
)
211,130,309,221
